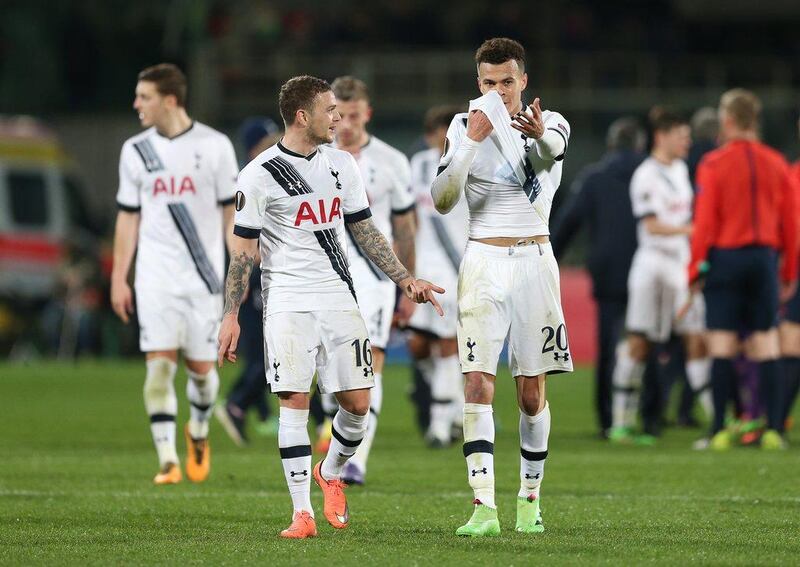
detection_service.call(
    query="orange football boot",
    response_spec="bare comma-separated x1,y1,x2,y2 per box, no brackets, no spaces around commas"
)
280,511,318,539
185,424,210,483
312,461,349,529
153,463,182,485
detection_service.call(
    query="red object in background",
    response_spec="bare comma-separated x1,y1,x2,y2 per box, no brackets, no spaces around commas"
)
0,234,62,265
560,268,597,365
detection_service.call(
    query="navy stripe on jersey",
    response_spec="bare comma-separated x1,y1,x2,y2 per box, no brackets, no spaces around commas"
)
261,156,313,196
521,159,543,205
430,216,462,272
314,228,357,301
133,139,165,172
345,227,389,281
167,203,223,294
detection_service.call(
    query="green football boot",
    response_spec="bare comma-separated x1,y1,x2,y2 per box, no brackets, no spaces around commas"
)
709,429,733,451
760,429,787,451
608,426,634,444
515,494,544,533
456,500,501,537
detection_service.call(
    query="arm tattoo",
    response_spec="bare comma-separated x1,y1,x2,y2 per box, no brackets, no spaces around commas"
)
349,218,411,285
392,212,416,275
223,249,256,315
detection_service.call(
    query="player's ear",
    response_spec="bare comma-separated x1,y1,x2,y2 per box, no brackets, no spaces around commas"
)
366,105,373,124
295,109,308,127
163,93,178,110
520,73,528,92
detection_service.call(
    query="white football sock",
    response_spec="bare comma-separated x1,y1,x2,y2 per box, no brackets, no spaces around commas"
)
278,407,313,515
349,373,382,472
428,356,457,442
611,345,646,429
686,358,713,418
144,357,178,467
186,368,219,439
463,403,495,508
519,402,550,499
320,392,338,419
321,407,368,480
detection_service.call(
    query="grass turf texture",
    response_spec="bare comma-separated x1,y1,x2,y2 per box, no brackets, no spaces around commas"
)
1,361,799,565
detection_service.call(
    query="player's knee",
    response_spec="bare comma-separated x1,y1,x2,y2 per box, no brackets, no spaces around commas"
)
627,334,650,361
464,372,492,404
338,392,371,416
519,391,541,416
143,357,177,411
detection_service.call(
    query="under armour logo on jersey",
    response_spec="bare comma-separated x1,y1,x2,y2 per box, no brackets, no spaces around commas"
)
329,168,342,190
289,470,308,478
466,338,476,362
363,366,374,378
525,472,541,480
554,352,570,362
471,468,488,476
273,361,281,381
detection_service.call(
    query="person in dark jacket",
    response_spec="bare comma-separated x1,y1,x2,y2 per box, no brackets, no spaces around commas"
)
551,117,646,437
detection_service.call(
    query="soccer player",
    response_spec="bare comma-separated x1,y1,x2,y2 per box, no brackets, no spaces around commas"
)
550,117,646,438
782,116,800,426
431,38,572,536
609,107,711,445
406,105,469,447
111,63,238,484
689,89,798,450
315,76,417,485
217,75,443,539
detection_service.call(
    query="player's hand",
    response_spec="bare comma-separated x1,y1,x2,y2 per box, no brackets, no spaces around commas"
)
676,280,703,322
110,279,134,324
395,294,417,327
511,98,545,139
401,277,445,316
466,110,493,142
217,313,241,367
780,280,797,304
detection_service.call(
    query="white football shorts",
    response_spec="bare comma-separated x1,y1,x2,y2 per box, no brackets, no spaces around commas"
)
264,310,375,394
456,241,573,377
353,280,396,350
625,248,703,342
135,287,222,361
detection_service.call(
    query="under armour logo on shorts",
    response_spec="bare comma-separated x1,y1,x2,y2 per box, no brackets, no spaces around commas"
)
554,352,570,362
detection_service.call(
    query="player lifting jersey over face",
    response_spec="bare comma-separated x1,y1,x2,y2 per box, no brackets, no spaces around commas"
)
217,75,443,540
431,38,571,537
111,63,238,487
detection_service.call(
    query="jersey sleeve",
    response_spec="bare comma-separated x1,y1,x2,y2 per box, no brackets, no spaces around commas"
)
116,143,142,212
438,115,467,170
389,152,415,214
630,169,658,219
215,135,239,206
542,111,570,160
341,154,372,223
232,165,269,239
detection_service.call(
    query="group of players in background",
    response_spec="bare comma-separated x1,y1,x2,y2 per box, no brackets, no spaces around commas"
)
110,36,799,541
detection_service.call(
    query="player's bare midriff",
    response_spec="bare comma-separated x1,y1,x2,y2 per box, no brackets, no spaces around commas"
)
472,235,550,247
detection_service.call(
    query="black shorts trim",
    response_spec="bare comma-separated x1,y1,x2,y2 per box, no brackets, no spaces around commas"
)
233,225,260,239
391,203,416,216
344,207,372,224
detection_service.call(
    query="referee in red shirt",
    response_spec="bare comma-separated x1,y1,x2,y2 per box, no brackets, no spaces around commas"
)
689,89,799,450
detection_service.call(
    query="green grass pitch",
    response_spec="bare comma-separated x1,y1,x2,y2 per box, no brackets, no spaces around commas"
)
1,361,799,565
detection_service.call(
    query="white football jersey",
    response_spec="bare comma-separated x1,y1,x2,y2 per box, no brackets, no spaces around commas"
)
233,142,371,315
337,136,414,284
439,110,570,239
630,157,693,260
411,147,469,277
116,122,238,294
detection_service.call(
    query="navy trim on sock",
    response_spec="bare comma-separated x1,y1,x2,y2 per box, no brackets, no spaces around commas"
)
190,401,211,412
463,440,494,457
279,445,312,459
149,413,175,423
521,448,548,461
332,426,362,448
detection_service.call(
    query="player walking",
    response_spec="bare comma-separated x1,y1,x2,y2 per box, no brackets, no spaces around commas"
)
609,108,711,445
217,75,443,539
314,76,417,485
111,64,238,484
406,105,469,447
431,38,572,536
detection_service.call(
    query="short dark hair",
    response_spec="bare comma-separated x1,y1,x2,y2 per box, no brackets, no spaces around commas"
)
606,117,646,151
648,106,687,133
475,38,526,71
278,75,332,126
331,76,369,103
423,105,464,134
138,63,187,107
